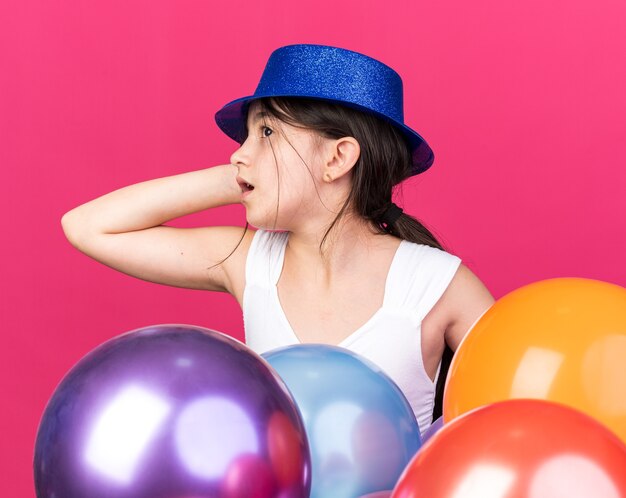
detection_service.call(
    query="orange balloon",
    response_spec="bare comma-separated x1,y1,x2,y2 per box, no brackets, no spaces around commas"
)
443,277,626,443
392,399,626,498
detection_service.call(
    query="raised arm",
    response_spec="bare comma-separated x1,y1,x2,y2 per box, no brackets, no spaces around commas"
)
61,164,253,298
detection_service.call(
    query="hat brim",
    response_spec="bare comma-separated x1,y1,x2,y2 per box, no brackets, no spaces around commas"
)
215,94,434,175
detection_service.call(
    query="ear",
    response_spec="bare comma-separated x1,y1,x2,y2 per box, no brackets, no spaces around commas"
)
321,136,360,183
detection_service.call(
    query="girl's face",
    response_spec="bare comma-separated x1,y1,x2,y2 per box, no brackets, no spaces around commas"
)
229,102,328,230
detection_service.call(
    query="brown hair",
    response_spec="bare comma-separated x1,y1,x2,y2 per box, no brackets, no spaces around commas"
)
251,96,448,254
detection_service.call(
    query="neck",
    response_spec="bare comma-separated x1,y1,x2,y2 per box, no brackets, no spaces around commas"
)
285,213,389,276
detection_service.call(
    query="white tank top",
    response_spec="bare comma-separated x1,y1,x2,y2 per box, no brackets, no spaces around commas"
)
243,229,462,435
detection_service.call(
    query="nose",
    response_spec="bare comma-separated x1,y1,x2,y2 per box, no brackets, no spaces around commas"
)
229,137,251,168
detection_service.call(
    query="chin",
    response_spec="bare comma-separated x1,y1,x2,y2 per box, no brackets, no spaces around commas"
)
244,200,302,231
245,212,288,231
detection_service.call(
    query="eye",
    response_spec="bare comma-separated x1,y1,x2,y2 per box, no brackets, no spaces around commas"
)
260,125,273,138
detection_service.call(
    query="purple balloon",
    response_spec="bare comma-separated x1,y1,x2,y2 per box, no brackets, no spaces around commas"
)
421,416,444,445
34,324,311,498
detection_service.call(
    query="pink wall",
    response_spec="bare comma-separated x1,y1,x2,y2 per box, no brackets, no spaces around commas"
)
2,0,625,495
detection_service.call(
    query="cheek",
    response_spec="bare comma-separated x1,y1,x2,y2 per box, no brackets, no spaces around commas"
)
262,140,321,212
278,176,315,214
280,158,318,195
280,170,304,194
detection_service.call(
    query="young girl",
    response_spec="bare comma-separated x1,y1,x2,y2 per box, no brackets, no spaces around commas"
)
61,44,494,435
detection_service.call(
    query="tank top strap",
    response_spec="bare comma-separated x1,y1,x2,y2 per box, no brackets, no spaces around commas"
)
384,241,462,323
245,229,290,288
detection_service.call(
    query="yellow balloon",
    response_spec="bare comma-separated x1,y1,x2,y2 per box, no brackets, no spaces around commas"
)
443,277,626,444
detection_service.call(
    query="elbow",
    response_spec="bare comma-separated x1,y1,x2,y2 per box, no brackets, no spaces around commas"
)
61,209,88,249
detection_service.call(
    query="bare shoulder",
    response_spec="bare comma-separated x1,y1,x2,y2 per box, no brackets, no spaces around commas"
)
439,263,496,350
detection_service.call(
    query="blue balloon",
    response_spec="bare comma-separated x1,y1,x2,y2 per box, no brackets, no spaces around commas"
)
262,344,421,498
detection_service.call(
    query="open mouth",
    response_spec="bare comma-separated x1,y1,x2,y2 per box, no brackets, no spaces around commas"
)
237,177,255,193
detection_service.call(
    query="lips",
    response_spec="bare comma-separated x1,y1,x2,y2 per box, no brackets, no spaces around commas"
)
236,176,255,193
